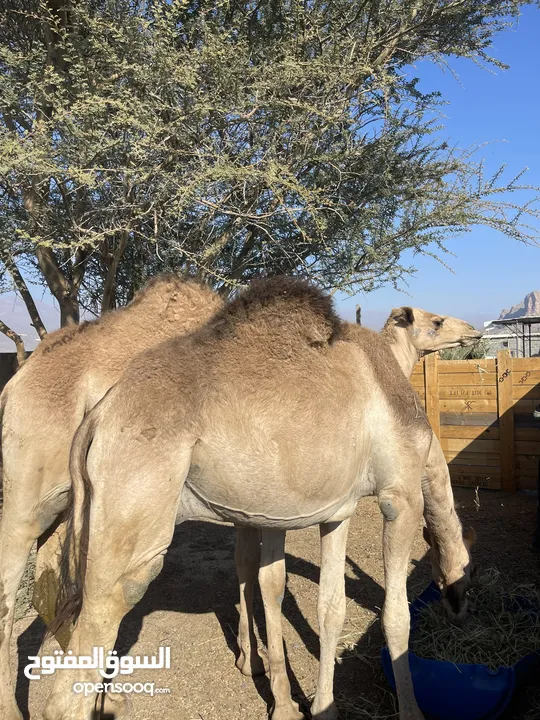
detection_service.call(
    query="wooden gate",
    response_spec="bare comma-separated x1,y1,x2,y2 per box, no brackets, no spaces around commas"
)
411,350,540,492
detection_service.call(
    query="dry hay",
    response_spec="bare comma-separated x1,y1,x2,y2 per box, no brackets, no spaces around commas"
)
411,568,540,669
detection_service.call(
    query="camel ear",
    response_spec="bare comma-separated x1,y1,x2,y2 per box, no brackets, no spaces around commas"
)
391,306,414,326
463,527,476,549
423,526,432,546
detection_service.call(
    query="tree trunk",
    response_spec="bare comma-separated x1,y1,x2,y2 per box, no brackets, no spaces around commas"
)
35,245,86,327
0,321,27,367
101,229,128,314
59,294,80,326
4,258,48,338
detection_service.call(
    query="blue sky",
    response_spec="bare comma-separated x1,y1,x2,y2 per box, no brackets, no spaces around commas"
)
338,4,540,328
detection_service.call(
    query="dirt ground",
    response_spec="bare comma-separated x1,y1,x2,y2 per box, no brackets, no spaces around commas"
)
10,488,540,720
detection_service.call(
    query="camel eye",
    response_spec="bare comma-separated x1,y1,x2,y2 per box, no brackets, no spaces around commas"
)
433,318,444,329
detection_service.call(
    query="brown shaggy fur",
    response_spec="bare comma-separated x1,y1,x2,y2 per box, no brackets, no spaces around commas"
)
37,273,208,356
208,276,343,345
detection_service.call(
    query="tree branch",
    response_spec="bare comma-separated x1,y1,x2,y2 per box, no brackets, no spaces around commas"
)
0,320,27,367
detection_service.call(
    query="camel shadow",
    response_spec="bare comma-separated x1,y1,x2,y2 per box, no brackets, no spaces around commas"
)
15,486,540,720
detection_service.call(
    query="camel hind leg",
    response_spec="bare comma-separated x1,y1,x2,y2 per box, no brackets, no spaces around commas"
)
0,474,69,720
44,442,194,720
259,528,303,720
235,526,268,677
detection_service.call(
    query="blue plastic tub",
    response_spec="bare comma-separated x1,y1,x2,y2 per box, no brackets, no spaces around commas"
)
381,582,540,720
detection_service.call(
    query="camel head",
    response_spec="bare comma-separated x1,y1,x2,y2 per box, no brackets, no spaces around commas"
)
423,525,477,625
388,306,483,354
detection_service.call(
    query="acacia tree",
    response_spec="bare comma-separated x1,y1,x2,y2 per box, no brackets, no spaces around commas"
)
0,0,538,347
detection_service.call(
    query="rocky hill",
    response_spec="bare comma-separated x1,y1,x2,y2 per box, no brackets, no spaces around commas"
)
499,290,540,320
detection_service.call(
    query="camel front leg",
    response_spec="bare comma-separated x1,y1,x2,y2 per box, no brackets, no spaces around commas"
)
259,529,303,720
311,519,350,720
382,495,424,720
235,526,268,676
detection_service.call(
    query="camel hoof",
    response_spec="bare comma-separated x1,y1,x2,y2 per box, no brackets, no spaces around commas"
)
235,649,269,677
270,701,305,720
103,690,132,717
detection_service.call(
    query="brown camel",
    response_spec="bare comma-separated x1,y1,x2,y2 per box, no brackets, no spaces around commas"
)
0,271,480,720
0,275,224,720
45,277,476,720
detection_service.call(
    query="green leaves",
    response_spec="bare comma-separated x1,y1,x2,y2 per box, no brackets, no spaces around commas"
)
0,0,538,320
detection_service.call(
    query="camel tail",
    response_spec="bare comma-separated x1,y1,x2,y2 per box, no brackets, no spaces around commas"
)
48,409,98,637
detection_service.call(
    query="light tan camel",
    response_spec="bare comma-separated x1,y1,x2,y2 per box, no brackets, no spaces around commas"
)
234,305,482,678
0,275,224,720
46,278,476,720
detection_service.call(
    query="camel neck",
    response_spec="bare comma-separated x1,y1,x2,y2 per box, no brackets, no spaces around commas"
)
385,325,422,378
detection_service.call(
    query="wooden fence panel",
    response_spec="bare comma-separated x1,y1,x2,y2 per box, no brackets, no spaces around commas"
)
414,351,540,492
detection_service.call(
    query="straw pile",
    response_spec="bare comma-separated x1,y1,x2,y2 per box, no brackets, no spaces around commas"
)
411,568,540,669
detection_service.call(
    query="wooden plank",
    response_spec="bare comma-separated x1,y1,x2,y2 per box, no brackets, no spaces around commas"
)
517,474,537,491
438,359,496,373
512,357,540,371
440,412,498,427
440,426,500,440
514,465,538,479
515,413,540,429
515,440,540,455
439,398,498,413
450,470,501,490
440,437,500,453
515,398,540,414
497,350,516,492
444,450,500,465
412,361,424,375
510,369,540,387
424,353,440,438
512,384,540,401
439,386,496,400
448,463,501,475
515,427,540,442
438,373,497,387
516,454,540,470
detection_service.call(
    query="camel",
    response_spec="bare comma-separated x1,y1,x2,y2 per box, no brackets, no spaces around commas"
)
45,277,476,720
234,304,482,678
0,270,480,720
0,275,224,720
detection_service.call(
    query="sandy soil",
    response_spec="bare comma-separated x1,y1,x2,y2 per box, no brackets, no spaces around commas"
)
9,488,540,720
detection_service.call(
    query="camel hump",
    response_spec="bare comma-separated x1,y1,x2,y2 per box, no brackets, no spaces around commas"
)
211,276,343,346
36,274,218,357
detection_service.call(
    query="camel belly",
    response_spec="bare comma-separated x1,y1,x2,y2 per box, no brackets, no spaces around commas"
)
176,436,372,529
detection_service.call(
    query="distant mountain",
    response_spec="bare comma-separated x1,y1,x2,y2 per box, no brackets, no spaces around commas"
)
498,291,540,320
481,290,540,337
